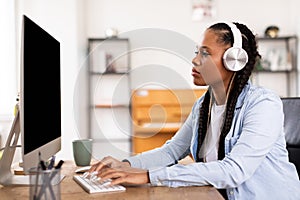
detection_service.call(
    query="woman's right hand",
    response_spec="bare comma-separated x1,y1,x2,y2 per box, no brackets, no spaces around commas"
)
88,156,131,174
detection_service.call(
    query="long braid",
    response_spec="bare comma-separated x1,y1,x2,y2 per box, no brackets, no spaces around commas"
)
218,22,261,159
196,22,261,162
196,88,211,162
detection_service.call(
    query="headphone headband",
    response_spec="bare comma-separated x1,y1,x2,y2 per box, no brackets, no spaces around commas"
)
224,22,243,48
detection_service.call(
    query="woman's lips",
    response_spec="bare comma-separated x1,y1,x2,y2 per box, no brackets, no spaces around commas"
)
192,67,200,76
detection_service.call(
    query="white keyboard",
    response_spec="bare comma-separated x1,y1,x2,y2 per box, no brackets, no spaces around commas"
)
73,175,126,194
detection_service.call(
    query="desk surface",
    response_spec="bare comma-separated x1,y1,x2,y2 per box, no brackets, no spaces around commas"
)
0,160,224,200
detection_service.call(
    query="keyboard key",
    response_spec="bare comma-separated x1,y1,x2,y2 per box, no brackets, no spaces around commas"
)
73,175,126,194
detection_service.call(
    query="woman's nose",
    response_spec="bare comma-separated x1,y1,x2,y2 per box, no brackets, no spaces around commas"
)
192,55,201,66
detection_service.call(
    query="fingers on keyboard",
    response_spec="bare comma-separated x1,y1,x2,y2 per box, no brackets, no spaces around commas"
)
82,171,99,180
82,172,89,178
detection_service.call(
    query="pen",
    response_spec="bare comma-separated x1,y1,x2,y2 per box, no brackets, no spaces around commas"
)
48,156,56,169
55,160,64,169
40,160,47,170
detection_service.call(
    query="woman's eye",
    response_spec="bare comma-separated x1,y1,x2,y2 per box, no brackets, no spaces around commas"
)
200,50,210,57
194,47,210,57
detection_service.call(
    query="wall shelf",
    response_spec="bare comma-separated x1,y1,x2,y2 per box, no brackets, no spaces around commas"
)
252,35,298,97
87,37,132,159
94,104,129,108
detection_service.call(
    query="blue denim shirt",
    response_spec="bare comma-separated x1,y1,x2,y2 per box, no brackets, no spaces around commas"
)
126,82,300,200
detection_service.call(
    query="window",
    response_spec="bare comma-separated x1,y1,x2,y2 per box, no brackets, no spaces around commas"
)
0,0,17,117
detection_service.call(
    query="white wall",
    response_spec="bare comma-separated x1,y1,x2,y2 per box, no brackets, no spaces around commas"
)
0,0,17,127
0,0,19,163
86,0,297,39
86,0,300,93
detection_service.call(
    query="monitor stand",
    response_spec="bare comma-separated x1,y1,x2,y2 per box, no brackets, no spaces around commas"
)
0,104,65,186
0,104,30,186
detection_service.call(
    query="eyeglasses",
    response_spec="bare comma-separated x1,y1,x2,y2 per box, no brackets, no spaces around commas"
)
194,46,210,57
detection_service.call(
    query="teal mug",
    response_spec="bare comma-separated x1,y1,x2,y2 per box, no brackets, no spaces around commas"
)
72,139,93,166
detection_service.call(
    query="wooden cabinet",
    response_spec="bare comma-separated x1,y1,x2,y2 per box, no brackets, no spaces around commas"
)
131,89,206,154
253,36,298,97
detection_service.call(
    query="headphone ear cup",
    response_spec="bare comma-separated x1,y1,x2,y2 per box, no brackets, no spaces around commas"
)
223,46,248,71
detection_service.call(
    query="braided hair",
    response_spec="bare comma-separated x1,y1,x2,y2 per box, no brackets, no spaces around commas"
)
196,22,261,162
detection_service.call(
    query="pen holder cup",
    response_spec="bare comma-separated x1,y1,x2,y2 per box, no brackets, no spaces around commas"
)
29,167,61,200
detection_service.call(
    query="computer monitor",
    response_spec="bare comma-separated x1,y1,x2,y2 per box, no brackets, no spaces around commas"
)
21,14,61,173
0,15,61,185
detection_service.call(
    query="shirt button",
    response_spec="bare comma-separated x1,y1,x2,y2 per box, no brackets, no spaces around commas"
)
229,190,234,195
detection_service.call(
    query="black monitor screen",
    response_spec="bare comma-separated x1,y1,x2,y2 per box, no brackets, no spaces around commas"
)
22,15,61,154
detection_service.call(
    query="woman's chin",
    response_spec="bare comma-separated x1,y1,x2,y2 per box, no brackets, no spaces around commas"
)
193,79,207,86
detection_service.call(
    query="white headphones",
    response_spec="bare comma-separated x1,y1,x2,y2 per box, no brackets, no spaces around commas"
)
222,22,248,71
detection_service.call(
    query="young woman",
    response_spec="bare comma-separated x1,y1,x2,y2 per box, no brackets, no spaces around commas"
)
88,22,300,199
